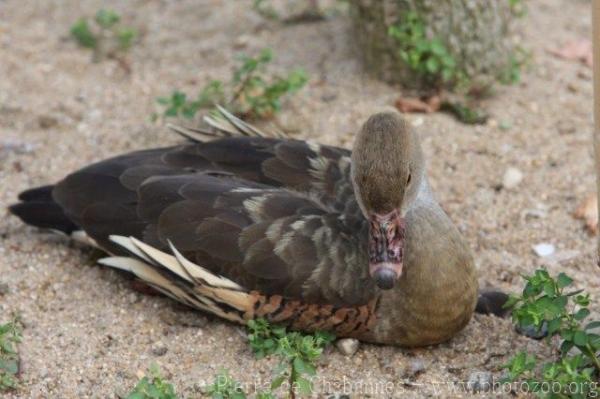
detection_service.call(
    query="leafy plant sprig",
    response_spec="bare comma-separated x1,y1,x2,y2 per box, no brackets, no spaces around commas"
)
206,370,248,399
125,364,179,399
157,81,224,119
247,319,334,398
388,11,463,89
0,316,22,392
156,49,307,121
388,9,527,91
498,46,531,85
70,9,137,61
205,319,335,398
246,318,288,359
503,269,600,398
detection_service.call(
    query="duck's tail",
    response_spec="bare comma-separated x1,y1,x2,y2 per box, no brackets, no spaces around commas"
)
8,185,78,234
166,104,287,142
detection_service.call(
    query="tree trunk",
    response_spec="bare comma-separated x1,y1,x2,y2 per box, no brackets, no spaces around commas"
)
592,0,600,266
348,0,517,90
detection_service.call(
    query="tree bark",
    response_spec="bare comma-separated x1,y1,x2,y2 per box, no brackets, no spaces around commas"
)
348,0,516,89
592,0,600,266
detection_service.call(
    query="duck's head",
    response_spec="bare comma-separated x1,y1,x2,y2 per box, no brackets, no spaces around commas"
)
351,112,424,290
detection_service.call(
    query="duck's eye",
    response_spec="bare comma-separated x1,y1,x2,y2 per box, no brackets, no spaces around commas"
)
406,172,412,185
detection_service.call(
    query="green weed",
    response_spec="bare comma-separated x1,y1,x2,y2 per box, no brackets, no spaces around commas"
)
502,269,600,398
206,319,334,398
157,49,307,121
498,46,531,85
0,316,22,392
388,11,463,89
70,9,137,61
388,8,527,90
125,364,179,399
206,370,248,399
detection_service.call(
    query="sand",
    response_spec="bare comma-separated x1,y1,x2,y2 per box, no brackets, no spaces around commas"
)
0,0,598,397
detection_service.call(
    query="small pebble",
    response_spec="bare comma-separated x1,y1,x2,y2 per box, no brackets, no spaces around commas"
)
578,69,592,80
516,321,548,339
127,292,139,304
403,359,426,379
522,208,547,220
151,341,168,356
38,115,58,129
0,282,9,296
556,119,576,134
467,371,493,393
502,167,523,189
335,338,360,356
233,34,250,49
0,139,35,155
411,117,424,127
532,243,555,257
321,92,337,102
39,367,49,379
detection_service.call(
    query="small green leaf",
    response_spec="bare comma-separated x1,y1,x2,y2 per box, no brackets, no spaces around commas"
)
503,294,520,309
574,308,590,321
429,40,446,56
552,295,567,309
294,376,312,395
573,331,588,346
588,333,600,350
425,58,439,73
293,357,316,376
70,19,97,49
124,366,179,399
270,375,286,390
575,294,590,307
547,318,561,335
95,9,120,29
586,321,600,330
556,273,573,288
561,329,574,341
542,280,555,296
117,28,137,49
0,359,18,375
560,340,574,354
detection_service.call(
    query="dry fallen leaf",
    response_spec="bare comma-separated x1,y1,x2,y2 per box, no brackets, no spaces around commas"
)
549,39,593,67
574,193,598,235
395,95,441,114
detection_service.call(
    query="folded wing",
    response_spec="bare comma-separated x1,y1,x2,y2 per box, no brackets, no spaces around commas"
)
51,130,374,306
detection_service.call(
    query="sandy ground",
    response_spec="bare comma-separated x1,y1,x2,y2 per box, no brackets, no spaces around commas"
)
0,0,598,397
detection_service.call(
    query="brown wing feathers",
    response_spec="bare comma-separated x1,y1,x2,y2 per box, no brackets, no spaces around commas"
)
10,111,378,324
